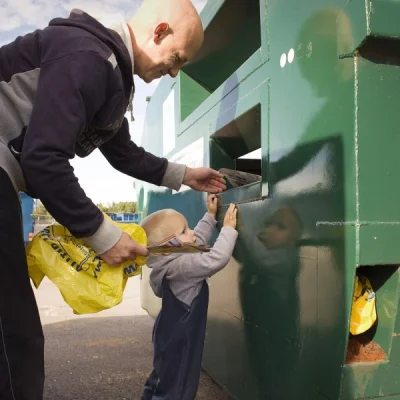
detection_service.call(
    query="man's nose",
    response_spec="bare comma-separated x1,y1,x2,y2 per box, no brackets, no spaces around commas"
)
168,67,180,78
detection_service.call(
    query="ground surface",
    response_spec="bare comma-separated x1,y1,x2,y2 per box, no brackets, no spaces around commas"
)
35,277,230,400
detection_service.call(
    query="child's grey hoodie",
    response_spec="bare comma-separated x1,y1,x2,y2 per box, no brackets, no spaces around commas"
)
147,212,238,306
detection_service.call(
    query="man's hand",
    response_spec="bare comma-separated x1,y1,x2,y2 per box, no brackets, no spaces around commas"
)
183,167,226,193
207,194,217,217
99,232,149,266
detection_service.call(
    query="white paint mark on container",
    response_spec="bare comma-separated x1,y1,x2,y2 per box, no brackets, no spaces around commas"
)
288,48,295,63
280,53,287,68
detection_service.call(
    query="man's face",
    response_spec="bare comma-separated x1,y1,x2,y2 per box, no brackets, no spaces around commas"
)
137,23,202,83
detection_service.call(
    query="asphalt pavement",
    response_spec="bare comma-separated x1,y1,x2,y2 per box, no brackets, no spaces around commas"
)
34,277,231,400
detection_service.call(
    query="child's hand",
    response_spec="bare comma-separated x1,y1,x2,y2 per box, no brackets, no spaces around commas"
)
207,194,217,217
223,203,237,229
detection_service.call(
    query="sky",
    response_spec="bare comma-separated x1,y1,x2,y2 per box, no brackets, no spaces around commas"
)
0,0,207,204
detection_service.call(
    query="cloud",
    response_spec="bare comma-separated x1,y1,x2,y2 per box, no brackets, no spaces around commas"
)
192,0,207,13
0,0,59,31
0,0,208,33
0,0,141,32
60,0,143,20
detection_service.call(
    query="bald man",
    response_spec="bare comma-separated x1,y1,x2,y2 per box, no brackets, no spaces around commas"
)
0,1,225,398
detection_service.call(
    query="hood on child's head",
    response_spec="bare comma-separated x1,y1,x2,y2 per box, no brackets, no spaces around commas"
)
141,209,196,247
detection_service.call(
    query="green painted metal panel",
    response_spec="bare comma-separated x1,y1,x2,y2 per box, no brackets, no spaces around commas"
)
369,0,400,39
359,225,400,265
179,71,210,121
138,0,400,398
182,1,262,93
314,224,355,400
345,0,400,51
357,57,400,224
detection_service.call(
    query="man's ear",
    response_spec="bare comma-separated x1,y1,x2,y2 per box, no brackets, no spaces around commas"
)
153,22,170,44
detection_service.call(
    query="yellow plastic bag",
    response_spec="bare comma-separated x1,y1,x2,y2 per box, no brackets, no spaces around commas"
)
27,220,147,315
349,275,377,335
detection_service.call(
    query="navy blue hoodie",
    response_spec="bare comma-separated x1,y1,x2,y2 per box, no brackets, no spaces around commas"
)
0,9,185,253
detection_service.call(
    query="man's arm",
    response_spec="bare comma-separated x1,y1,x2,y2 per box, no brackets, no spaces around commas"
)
99,120,186,191
100,123,228,194
21,51,122,254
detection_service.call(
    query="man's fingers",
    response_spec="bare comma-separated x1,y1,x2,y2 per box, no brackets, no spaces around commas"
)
208,180,227,190
210,178,226,187
98,233,149,266
206,184,224,194
128,250,137,260
101,255,123,266
134,243,149,257
209,169,225,179
128,241,148,258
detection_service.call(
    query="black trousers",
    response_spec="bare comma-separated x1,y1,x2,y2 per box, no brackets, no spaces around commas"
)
0,167,44,400
142,280,209,400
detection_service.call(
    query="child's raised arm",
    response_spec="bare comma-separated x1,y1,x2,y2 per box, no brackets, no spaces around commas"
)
193,194,218,246
168,204,238,282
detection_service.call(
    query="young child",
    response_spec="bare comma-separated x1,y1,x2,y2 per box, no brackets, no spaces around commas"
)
141,195,238,400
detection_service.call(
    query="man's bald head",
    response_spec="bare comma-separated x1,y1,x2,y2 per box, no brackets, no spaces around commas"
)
129,0,204,83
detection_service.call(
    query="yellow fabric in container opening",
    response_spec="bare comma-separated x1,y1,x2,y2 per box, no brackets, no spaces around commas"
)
349,275,377,335
26,220,147,315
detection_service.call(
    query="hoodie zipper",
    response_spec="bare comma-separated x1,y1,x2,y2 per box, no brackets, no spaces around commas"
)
128,89,134,121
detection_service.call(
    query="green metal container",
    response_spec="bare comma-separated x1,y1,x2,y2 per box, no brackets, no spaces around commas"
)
138,0,400,398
